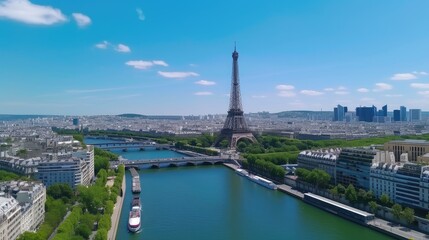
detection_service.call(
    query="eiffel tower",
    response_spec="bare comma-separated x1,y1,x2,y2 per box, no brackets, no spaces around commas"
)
214,46,257,149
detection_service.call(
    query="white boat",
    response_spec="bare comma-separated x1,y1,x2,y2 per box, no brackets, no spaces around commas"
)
248,175,277,190
128,197,141,232
235,168,249,177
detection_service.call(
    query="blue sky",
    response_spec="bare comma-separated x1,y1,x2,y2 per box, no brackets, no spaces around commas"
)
1,0,429,115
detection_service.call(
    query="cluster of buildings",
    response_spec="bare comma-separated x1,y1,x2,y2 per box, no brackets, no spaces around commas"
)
0,181,46,240
333,104,423,123
0,134,95,189
297,139,429,211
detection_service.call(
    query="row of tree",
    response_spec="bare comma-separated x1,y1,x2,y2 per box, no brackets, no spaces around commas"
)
242,155,285,182
295,168,331,189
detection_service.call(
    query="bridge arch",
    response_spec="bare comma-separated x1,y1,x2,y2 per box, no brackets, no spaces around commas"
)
201,161,214,166
186,162,196,166
168,163,178,167
150,164,160,169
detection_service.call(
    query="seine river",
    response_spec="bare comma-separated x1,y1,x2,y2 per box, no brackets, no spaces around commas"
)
85,138,392,240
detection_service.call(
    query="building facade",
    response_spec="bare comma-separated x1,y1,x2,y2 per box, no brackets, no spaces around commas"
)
384,139,429,162
37,158,87,188
370,156,398,202
0,181,45,240
297,148,341,182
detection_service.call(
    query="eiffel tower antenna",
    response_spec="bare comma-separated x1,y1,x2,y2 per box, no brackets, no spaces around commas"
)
214,45,257,149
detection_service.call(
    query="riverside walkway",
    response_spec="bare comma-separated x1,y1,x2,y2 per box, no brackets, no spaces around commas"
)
108,174,126,240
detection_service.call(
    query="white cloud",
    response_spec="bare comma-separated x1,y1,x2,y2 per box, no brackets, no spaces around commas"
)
72,13,91,27
412,71,428,75
194,91,213,96
126,60,168,70
385,94,403,97
276,85,295,91
337,86,347,90
95,41,109,49
418,91,429,96
334,91,349,95
278,91,296,97
136,8,145,21
300,90,324,96
195,80,216,86
115,44,131,53
390,73,417,81
189,63,198,67
357,88,369,93
410,83,429,89
152,60,168,67
158,71,199,78
0,0,67,25
324,88,334,91
252,95,267,99
373,83,392,92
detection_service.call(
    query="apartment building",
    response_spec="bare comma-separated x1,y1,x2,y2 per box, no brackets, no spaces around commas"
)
0,181,46,240
297,148,341,182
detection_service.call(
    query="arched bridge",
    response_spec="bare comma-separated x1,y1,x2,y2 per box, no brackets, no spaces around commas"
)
110,156,230,169
91,141,171,150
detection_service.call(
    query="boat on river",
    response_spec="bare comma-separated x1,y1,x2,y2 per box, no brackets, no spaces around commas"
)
248,174,277,190
235,168,249,177
128,196,141,232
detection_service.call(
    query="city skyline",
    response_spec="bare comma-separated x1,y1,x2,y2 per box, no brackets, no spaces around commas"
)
1,1,429,115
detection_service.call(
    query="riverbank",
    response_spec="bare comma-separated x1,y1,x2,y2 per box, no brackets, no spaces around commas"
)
223,163,427,240
108,174,126,240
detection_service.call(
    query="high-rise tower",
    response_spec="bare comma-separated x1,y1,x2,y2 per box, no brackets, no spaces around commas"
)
214,46,257,149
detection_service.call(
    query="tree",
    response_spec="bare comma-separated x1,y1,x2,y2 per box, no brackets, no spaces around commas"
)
219,140,229,148
17,232,43,240
380,193,390,207
94,229,107,240
402,207,415,225
392,204,403,222
357,189,368,204
337,184,346,195
313,169,330,189
345,184,357,204
369,201,378,215
47,183,74,202
76,224,91,239
330,186,339,200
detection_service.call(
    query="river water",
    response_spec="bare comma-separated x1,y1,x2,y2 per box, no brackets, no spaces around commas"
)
85,138,392,240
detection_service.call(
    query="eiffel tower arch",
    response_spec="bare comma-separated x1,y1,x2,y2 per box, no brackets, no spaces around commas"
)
214,46,257,149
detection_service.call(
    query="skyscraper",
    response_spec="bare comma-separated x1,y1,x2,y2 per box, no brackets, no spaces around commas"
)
409,109,422,122
356,106,376,122
333,105,346,121
382,105,387,117
400,106,407,121
393,110,400,122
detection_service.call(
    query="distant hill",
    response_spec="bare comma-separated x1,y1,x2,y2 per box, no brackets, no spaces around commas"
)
275,111,333,119
118,113,182,120
117,113,145,118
